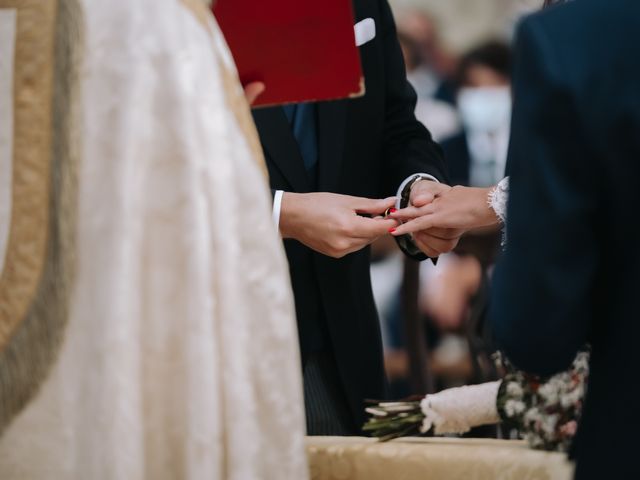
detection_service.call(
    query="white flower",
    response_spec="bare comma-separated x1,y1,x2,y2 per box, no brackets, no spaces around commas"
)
506,381,524,398
560,385,584,409
524,408,542,425
504,399,526,417
538,382,560,405
573,352,590,372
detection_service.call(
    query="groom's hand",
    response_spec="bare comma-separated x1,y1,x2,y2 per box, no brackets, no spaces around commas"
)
279,192,398,259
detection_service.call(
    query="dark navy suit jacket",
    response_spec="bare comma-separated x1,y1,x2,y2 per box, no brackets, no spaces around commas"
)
490,1,640,478
440,132,471,187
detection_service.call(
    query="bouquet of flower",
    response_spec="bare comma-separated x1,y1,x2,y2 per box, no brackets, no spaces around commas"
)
364,350,589,452
364,382,501,440
497,350,588,451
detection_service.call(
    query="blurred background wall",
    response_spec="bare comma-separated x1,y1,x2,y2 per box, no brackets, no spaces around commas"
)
389,0,542,53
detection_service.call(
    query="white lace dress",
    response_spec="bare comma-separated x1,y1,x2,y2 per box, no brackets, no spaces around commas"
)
0,1,307,479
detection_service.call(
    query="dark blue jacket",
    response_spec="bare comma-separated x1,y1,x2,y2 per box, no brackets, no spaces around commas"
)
490,1,640,478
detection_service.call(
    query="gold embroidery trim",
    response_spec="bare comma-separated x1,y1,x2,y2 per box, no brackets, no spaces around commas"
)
0,0,56,349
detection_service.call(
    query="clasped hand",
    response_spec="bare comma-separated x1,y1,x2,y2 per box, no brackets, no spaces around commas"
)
278,183,501,259
388,181,500,258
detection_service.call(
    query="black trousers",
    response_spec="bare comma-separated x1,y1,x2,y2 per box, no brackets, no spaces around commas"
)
302,351,356,436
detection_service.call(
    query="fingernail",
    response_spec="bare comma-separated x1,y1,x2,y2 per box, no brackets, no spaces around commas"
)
389,228,396,233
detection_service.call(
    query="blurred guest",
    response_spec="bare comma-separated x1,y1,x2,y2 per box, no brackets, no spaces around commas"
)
398,32,461,141
396,9,459,104
441,41,512,187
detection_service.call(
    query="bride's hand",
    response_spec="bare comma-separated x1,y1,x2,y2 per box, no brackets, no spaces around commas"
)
389,185,501,254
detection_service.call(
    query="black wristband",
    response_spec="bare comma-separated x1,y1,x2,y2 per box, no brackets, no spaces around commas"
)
399,174,435,209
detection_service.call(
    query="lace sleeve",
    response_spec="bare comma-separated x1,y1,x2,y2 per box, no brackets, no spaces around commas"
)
488,177,509,246
488,177,509,224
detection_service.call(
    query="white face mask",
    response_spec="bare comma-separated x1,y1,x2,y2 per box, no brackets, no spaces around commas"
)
457,86,512,133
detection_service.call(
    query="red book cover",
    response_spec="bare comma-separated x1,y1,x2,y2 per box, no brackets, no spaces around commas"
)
213,0,364,107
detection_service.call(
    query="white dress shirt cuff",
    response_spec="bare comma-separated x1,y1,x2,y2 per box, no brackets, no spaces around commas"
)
395,173,439,209
272,190,284,229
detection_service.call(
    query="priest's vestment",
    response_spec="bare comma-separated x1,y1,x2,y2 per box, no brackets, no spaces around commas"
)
0,1,307,478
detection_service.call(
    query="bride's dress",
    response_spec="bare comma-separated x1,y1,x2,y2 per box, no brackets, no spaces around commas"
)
0,1,307,478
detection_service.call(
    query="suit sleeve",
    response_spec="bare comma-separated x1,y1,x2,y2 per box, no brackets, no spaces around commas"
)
378,0,448,195
377,0,447,260
489,18,598,376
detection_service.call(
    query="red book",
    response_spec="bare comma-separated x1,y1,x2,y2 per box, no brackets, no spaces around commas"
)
213,0,364,107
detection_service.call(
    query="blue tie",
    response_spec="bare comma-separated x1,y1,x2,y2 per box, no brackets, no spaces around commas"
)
283,103,318,182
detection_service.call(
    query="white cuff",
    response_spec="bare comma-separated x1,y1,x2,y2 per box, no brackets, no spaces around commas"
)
395,173,439,209
272,190,284,230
